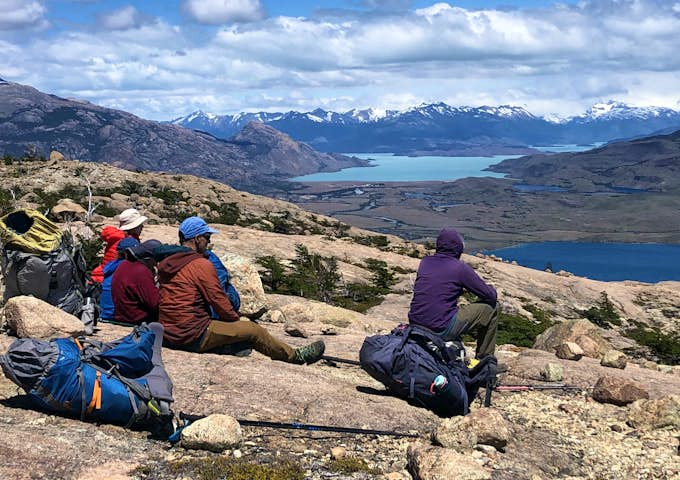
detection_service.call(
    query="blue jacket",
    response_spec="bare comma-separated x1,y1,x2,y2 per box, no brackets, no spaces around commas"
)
206,250,241,314
100,258,123,320
408,229,497,333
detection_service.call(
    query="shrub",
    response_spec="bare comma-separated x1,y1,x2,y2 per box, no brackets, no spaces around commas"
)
160,457,304,480
256,255,287,292
581,292,621,329
327,457,380,475
363,258,397,293
76,232,104,272
497,312,553,347
624,326,680,365
206,201,241,225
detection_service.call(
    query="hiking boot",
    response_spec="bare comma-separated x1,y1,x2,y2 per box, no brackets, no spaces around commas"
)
293,340,325,365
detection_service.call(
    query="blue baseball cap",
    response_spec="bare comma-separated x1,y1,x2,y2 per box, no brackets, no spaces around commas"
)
179,216,218,240
116,237,140,252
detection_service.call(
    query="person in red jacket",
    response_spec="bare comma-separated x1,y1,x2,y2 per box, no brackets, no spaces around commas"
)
91,208,148,283
111,239,161,325
156,216,325,364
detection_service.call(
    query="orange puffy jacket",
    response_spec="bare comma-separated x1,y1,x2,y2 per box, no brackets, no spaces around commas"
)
90,226,126,283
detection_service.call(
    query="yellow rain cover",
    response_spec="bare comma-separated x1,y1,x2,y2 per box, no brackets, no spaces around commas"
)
0,209,63,254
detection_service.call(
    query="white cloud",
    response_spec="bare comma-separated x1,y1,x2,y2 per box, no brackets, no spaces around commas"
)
99,5,146,31
182,0,265,25
0,0,48,30
3,0,680,119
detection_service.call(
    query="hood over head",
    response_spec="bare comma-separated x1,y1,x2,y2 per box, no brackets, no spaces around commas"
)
435,228,465,257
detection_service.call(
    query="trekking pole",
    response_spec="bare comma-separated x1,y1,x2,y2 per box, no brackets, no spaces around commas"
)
178,412,418,438
321,355,362,366
494,383,585,392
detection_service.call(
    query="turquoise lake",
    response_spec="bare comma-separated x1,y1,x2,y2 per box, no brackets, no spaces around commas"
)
485,242,680,283
290,145,601,182
290,153,513,182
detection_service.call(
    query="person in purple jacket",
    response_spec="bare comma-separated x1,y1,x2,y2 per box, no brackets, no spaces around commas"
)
408,228,499,360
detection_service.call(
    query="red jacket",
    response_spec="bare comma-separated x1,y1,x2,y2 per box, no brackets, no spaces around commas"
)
91,226,126,283
111,260,159,325
158,252,239,346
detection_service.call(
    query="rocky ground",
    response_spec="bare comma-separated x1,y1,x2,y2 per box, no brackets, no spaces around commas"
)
0,160,679,479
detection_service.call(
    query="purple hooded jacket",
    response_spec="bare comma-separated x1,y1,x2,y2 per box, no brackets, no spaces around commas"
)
408,228,497,333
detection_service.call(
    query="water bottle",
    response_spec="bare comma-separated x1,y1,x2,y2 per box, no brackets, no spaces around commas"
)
431,375,448,394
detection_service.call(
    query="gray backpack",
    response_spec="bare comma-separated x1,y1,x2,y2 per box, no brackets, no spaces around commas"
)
1,209,87,320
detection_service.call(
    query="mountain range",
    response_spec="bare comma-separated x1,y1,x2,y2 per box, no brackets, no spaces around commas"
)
170,102,680,154
0,79,366,193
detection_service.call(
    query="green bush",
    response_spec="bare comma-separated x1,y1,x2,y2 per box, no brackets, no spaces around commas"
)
256,255,287,292
206,201,241,225
76,232,104,272
363,258,397,293
624,326,680,365
159,457,304,480
327,457,380,474
581,292,621,329
497,312,553,347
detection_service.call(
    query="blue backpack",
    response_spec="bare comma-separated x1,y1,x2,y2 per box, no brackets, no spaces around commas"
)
359,324,496,417
0,323,174,436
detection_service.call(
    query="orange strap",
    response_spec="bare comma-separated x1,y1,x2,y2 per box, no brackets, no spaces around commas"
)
74,338,83,351
87,371,102,414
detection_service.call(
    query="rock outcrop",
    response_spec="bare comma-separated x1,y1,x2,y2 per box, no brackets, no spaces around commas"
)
534,319,610,358
3,296,85,339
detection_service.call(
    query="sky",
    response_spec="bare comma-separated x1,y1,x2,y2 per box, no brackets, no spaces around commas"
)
2,0,680,121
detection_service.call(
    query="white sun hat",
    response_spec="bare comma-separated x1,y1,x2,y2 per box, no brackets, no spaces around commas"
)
118,208,148,231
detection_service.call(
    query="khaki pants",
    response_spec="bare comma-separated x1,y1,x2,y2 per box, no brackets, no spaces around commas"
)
444,303,499,359
198,320,296,362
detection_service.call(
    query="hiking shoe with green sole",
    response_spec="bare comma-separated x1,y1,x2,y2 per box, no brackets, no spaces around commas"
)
293,340,325,365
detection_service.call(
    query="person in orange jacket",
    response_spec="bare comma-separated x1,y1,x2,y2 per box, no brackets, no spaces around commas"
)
90,208,147,283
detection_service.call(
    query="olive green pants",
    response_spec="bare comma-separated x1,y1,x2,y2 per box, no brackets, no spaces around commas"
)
198,320,296,362
444,303,499,358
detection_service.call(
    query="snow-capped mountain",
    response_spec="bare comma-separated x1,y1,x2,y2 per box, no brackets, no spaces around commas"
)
169,101,680,154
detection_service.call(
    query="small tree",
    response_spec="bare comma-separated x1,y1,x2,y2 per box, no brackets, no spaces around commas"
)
582,292,621,329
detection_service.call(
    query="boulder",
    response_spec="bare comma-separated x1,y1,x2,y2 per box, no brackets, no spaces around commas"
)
627,395,680,430
279,300,367,329
555,341,584,361
180,414,242,452
533,319,610,359
433,408,510,452
600,350,628,369
592,375,649,406
284,322,309,338
407,442,491,480
49,150,65,162
261,309,285,323
541,362,564,382
51,199,87,219
220,253,267,318
3,296,85,339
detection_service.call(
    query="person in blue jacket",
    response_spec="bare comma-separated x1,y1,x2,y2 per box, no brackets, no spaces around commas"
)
99,237,140,322
408,228,499,360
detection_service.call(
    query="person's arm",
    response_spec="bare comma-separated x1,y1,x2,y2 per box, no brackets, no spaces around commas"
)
460,263,497,306
189,259,240,322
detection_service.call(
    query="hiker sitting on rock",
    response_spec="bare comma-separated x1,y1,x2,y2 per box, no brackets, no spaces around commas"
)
155,216,325,364
91,208,148,284
111,239,161,325
100,237,140,323
408,228,500,364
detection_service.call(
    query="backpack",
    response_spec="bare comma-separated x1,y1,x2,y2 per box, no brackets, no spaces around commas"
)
0,323,174,436
359,324,496,417
1,209,87,317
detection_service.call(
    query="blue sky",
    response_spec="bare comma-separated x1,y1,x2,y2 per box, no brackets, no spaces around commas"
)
2,1,679,120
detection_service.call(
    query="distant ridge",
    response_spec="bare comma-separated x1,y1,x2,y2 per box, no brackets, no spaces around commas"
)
170,101,680,154
0,81,366,193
